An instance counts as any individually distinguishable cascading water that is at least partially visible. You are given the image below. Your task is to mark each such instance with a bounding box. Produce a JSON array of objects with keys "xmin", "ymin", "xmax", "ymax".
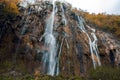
[
  {"xmin": 86, "ymin": 25, "xmax": 101, "ymax": 66},
  {"xmin": 18, "ymin": 0, "xmax": 104, "ymax": 76},
  {"xmin": 77, "ymin": 16, "xmax": 101, "ymax": 69},
  {"xmin": 61, "ymin": 3, "xmax": 67, "ymax": 25},
  {"xmin": 2, "ymin": 0, "xmax": 120, "ymax": 78},
  {"xmin": 77, "ymin": 16, "xmax": 86, "ymax": 33},
  {"xmin": 40, "ymin": 0, "xmax": 58, "ymax": 76},
  {"xmin": 56, "ymin": 37, "xmax": 65, "ymax": 75}
]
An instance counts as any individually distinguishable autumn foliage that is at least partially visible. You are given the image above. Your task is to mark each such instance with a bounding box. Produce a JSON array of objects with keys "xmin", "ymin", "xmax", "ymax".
[
  {"xmin": 0, "ymin": 0, "xmax": 19, "ymax": 15},
  {"xmin": 83, "ymin": 12, "xmax": 120, "ymax": 39}
]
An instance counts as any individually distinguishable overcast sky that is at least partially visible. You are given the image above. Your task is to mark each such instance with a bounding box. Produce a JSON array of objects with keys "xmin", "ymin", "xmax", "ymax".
[
  {"xmin": 65, "ymin": 0, "xmax": 120, "ymax": 15},
  {"xmin": 27, "ymin": 0, "xmax": 120, "ymax": 15}
]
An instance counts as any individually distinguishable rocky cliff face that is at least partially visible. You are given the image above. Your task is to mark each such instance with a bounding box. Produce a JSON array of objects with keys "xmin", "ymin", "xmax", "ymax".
[{"xmin": 0, "ymin": 0, "xmax": 120, "ymax": 77}]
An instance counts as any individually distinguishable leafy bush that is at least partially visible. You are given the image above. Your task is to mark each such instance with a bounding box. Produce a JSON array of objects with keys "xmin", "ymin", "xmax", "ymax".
[
  {"xmin": 22, "ymin": 74, "xmax": 34, "ymax": 80},
  {"xmin": 88, "ymin": 66, "xmax": 120, "ymax": 80}
]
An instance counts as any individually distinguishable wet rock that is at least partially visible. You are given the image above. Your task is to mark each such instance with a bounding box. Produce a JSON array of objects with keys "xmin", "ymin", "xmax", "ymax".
[
  {"xmin": 34, "ymin": 50, "xmax": 42, "ymax": 61},
  {"xmin": 21, "ymin": 25, "xmax": 28, "ymax": 35},
  {"xmin": 29, "ymin": 35, "xmax": 38, "ymax": 43},
  {"xmin": 3, "ymin": 71, "xmax": 22, "ymax": 77},
  {"xmin": 70, "ymin": 12, "xmax": 78, "ymax": 21},
  {"xmin": 63, "ymin": 26, "xmax": 72, "ymax": 36},
  {"xmin": 9, "ymin": 71, "xmax": 22, "ymax": 76}
]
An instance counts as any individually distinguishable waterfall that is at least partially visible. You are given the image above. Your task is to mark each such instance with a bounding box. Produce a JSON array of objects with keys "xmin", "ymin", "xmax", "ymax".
[
  {"xmin": 77, "ymin": 16, "xmax": 101, "ymax": 69},
  {"xmin": 20, "ymin": 0, "xmax": 102, "ymax": 75},
  {"xmin": 56, "ymin": 37, "xmax": 65, "ymax": 75},
  {"xmin": 91, "ymin": 30, "xmax": 101, "ymax": 66},
  {"xmin": 87, "ymin": 25, "xmax": 101, "ymax": 67},
  {"xmin": 40, "ymin": 0, "xmax": 58, "ymax": 76},
  {"xmin": 78, "ymin": 16, "xmax": 86, "ymax": 33},
  {"xmin": 39, "ymin": 0, "xmax": 69, "ymax": 76}
]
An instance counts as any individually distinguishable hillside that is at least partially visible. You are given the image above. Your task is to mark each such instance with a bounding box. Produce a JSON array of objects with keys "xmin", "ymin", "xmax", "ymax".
[{"xmin": 0, "ymin": 0, "xmax": 120, "ymax": 80}]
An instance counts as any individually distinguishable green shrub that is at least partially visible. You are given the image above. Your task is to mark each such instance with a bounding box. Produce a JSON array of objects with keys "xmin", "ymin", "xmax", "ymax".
[{"xmin": 88, "ymin": 66, "xmax": 120, "ymax": 80}]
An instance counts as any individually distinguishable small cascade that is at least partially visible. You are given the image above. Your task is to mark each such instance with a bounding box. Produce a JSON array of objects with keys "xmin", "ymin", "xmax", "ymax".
[
  {"xmin": 14, "ymin": 15, "xmax": 30, "ymax": 69},
  {"xmin": 78, "ymin": 16, "xmax": 86, "ymax": 32},
  {"xmin": 77, "ymin": 16, "xmax": 101, "ymax": 69},
  {"xmin": 90, "ymin": 29, "xmax": 101, "ymax": 66},
  {"xmin": 86, "ymin": 25, "xmax": 101, "ymax": 66},
  {"xmin": 56, "ymin": 37, "xmax": 65, "ymax": 75},
  {"xmin": 61, "ymin": 3, "xmax": 67, "ymax": 25}
]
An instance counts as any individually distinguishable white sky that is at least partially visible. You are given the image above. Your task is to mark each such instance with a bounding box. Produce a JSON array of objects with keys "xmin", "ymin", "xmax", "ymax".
[
  {"xmin": 26, "ymin": 0, "xmax": 120, "ymax": 15},
  {"xmin": 65, "ymin": 0, "xmax": 120, "ymax": 15}
]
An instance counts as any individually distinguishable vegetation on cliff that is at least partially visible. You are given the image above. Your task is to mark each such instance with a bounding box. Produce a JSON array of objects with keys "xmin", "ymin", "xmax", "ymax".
[
  {"xmin": 0, "ymin": 0, "xmax": 120, "ymax": 80},
  {"xmin": 83, "ymin": 12, "xmax": 120, "ymax": 39},
  {"xmin": 0, "ymin": 0, "xmax": 19, "ymax": 15}
]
